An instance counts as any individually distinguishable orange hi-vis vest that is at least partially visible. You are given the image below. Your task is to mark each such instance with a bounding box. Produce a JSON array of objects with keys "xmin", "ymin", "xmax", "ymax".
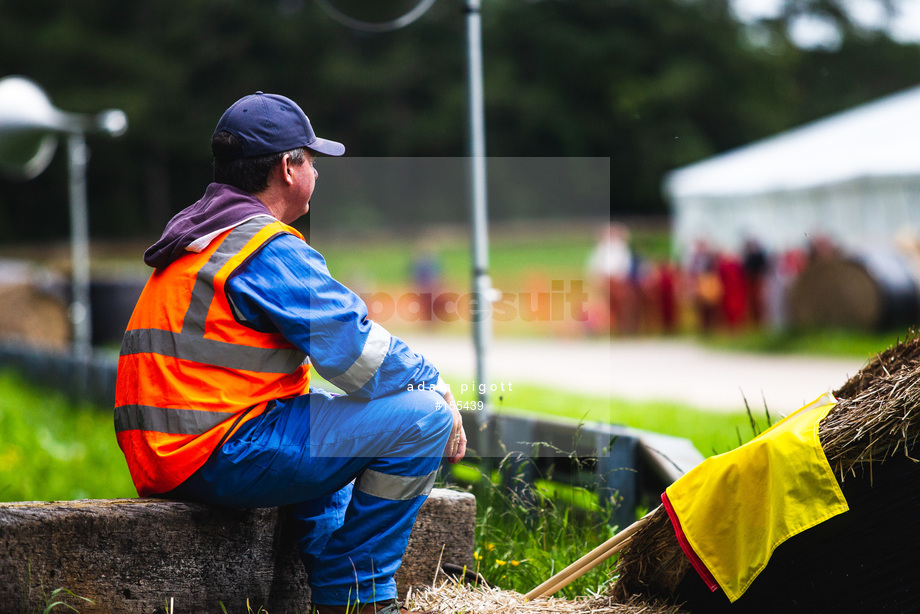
[{"xmin": 115, "ymin": 216, "xmax": 311, "ymax": 497}]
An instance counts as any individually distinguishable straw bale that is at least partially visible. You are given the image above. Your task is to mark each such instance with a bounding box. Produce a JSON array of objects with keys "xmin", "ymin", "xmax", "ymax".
[
  {"xmin": 823, "ymin": 332, "xmax": 920, "ymax": 480},
  {"xmin": 608, "ymin": 506, "xmax": 685, "ymax": 603},
  {"xmin": 607, "ymin": 332, "xmax": 920, "ymax": 606},
  {"xmin": 407, "ymin": 581, "xmax": 688, "ymax": 614},
  {"xmin": 832, "ymin": 331, "xmax": 920, "ymax": 400}
]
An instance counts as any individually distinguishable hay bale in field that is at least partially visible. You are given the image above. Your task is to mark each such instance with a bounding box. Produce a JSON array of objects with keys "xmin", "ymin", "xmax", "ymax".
[
  {"xmin": 609, "ymin": 334, "xmax": 920, "ymax": 611},
  {"xmin": 788, "ymin": 253, "xmax": 920, "ymax": 331}
]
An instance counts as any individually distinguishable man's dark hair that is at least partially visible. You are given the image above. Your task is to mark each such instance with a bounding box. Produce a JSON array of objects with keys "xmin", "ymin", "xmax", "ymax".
[{"xmin": 212, "ymin": 130, "xmax": 307, "ymax": 193}]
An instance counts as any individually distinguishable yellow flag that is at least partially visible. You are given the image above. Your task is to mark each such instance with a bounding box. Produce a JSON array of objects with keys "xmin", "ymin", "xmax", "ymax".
[{"xmin": 663, "ymin": 392, "xmax": 849, "ymax": 602}]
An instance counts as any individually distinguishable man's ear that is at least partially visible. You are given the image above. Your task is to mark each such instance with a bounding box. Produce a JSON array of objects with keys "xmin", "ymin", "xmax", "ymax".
[
  {"xmin": 279, "ymin": 154, "xmax": 297, "ymax": 186},
  {"xmin": 265, "ymin": 156, "xmax": 292, "ymax": 189}
]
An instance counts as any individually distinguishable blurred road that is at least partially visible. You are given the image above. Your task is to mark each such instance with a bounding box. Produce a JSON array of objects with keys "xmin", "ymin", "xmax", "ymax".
[{"xmin": 399, "ymin": 334, "xmax": 868, "ymax": 415}]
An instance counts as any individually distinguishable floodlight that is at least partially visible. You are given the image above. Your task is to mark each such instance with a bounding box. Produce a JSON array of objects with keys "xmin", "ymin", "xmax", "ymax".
[{"xmin": 0, "ymin": 75, "xmax": 128, "ymax": 358}]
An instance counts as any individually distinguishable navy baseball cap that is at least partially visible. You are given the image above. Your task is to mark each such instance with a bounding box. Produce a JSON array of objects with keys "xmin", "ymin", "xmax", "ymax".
[{"xmin": 214, "ymin": 91, "xmax": 345, "ymax": 158}]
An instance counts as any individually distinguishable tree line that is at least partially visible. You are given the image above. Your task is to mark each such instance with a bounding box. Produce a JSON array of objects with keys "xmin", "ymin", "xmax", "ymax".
[{"xmin": 0, "ymin": 0, "xmax": 918, "ymax": 242}]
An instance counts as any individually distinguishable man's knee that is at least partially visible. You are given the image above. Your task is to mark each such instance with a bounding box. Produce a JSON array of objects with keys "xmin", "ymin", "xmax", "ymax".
[{"xmin": 403, "ymin": 388, "xmax": 453, "ymax": 437}]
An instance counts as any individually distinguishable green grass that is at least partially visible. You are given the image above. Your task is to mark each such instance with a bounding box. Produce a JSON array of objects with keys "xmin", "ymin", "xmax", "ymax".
[
  {"xmin": 32, "ymin": 587, "xmax": 93, "ymax": 614},
  {"xmin": 313, "ymin": 369, "xmax": 760, "ymax": 459},
  {"xmin": 453, "ymin": 462, "xmax": 620, "ymax": 599},
  {"xmin": 2, "ymin": 364, "xmax": 750, "ymax": 499},
  {"xmin": 697, "ymin": 328, "xmax": 905, "ymax": 361},
  {"xmin": 309, "ymin": 219, "xmax": 668, "ymax": 305},
  {"xmin": 313, "ymin": 229, "xmax": 598, "ymax": 293},
  {"xmin": 450, "ymin": 378, "xmax": 762, "ymax": 459},
  {"xmin": 0, "ymin": 370, "xmax": 135, "ymax": 503}
]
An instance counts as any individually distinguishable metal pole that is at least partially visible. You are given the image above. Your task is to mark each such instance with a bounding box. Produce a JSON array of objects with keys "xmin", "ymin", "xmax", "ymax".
[
  {"xmin": 466, "ymin": 0, "xmax": 493, "ymax": 445},
  {"xmin": 67, "ymin": 132, "xmax": 92, "ymax": 359}
]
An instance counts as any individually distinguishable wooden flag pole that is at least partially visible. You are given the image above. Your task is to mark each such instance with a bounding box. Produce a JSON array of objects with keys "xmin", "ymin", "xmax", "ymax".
[{"xmin": 524, "ymin": 513, "xmax": 653, "ymax": 600}]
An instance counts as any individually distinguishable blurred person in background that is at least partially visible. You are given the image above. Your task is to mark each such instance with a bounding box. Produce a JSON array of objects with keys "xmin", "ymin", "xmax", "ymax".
[
  {"xmin": 766, "ymin": 247, "xmax": 808, "ymax": 330},
  {"xmin": 717, "ymin": 250, "xmax": 747, "ymax": 331},
  {"xmin": 687, "ymin": 239, "xmax": 722, "ymax": 334},
  {"xmin": 587, "ymin": 223, "xmax": 638, "ymax": 335},
  {"xmin": 114, "ymin": 92, "xmax": 465, "ymax": 614},
  {"xmin": 742, "ymin": 236, "xmax": 769, "ymax": 328},
  {"xmin": 410, "ymin": 239, "xmax": 442, "ymax": 327},
  {"xmin": 651, "ymin": 258, "xmax": 680, "ymax": 334}
]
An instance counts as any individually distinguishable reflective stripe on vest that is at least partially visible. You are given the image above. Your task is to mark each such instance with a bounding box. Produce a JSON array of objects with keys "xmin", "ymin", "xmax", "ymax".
[
  {"xmin": 355, "ymin": 467, "xmax": 438, "ymax": 501},
  {"xmin": 183, "ymin": 217, "xmax": 269, "ymax": 336},
  {"xmin": 114, "ymin": 404, "xmax": 237, "ymax": 435},
  {"xmin": 120, "ymin": 328, "xmax": 307, "ymax": 374}
]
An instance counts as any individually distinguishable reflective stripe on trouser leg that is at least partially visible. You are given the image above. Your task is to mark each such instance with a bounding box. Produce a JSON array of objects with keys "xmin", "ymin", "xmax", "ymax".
[
  {"xmin": 355, "ymin": 468, "xmax": 437, "ymax": 501},
  {"xmin": 307, "ymin": 390, "xmax": 452, "ymax": 606},
  {"xmin": 308, "ymin": 462, "xmax": 444, "ymax": 605}
]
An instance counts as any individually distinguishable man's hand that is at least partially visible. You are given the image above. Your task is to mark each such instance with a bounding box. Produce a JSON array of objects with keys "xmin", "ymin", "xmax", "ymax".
[{"xmin": 441, "ymin": 388, "xmax": 467, "ymax": 464}]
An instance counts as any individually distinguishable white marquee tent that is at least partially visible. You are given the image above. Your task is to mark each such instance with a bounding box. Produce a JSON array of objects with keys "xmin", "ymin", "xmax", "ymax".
[{"xmin": 666, "ymin": 84, "xmax": 920, "ymax": 261}]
